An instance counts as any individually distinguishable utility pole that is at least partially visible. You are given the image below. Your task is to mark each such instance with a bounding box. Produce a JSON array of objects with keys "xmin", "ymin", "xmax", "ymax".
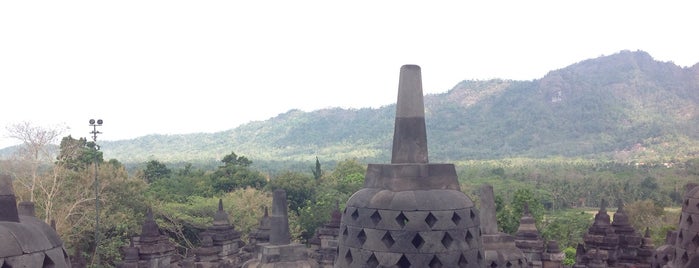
[{"xmin": 89, "ymin": 119, "xmax": 103, "ymax": 265}]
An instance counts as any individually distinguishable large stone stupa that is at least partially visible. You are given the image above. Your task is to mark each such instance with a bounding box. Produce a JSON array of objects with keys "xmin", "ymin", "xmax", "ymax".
[{"xmin": 335, "ymin": 65, "xmax": 483, "ymax": 268}]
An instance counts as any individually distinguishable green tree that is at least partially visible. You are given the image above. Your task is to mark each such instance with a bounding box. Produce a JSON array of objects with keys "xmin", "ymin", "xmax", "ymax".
[
  {"xmin": 563, "ymin": 246, "xmax": 577, "ymax": 266},
  {"xmin": 312, "ymin": 156, "xmax": 322, "ymax": 181},
  {"xmin": 323, "ymin": 158, "xmax": 365, "ymax": 194},
  {"xmin": 142, "ymin": 160, "xmax": 172, "ymax": 183},
  {"xmin": 266, "ymin": 171, "xmax": 315, "ymax": 213},
  {"xmin": 56, "ymin": 135, "xmax": 102, "ymax": 171},
  {"xmin": 541, "ymin": 209, "xmax": 592, "ymax": 248},
  {"xmin": 211, "ymin": 152, "xmax": 266, "ymax": 192},
  {"xmin": 496, "ymin": 188, "xmax": 545, "ymax": 234}
]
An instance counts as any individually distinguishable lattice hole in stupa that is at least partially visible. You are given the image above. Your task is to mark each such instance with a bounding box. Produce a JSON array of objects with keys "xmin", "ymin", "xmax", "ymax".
[
  {"xmin": 382, "ymin": 231, "xmax": 395, "ymax": 248},
  {"xmin": 357, "ymin": 229, "xmax": 367, "ymax": 245},
  {"xmin": 344, "ymin": 250, "xmax": 353, "ymax": 264},
  {"xmin": 470, "ymin": 209, "xmax": 476, "ymax": 220},
  {"xmin": 367, "ymin": 253, "xmax": 379, "ymax": 268},
  {"xmin": 371, "ymin": 210, "xmax": 382, "ymax": 226},
  {"xmin": 452, "ymin": 212, "xmax": 461, "ymax": 226},
  {"xmin": 693, "ymin": 234, "xmax": 699, "ymax": 248},
  {"xmin": 429, "ymin": 255, "xmax": 443, "ymax": 268},
  {"xmin": 396, "ymin": 212, "xmax": 409, "ymax": 228},
  {"xmin": 458, "ymin": 254, "xmax": 469, "ymax": 268},
  {"xmin": 397, "ymin": 254, "xmax": 411, "ymax": 268},
  {"xmin": 687, "ymin": 215, "xmax": 693, "ymax": 226},
  {"xmin": 411, "ymin": 233, "xmax": 425, "ymax": 249},
  {"xmin": 465, "ymin": 230, "xmax": 474, "ymax": 246},
  {"xmin": 425, "ymin": 212, "xmax": 438, "ymax": 228},
  {"xmin": 441, "ymin": 232, "xmax": 454, "ymax": 249},
  {"xmin": 351, "ymin": 209, "xmax": 359, "ymax": 221}
]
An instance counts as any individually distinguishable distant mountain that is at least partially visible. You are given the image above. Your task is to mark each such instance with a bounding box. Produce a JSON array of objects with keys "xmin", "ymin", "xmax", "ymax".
[{"xmin": 6, "ymin": 50, "xmax": 699, "ymax": 166}]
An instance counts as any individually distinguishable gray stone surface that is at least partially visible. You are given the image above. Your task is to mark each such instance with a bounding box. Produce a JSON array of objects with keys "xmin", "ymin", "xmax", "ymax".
[
  {"xmin": 270, "ymin": 189, "xmax": 291, "ymax": 245},
  {"xmin": 479, "ymin": 184, "xmax": 498, "ymax": 235},
  {"xmin": 0, "ymin": 174, "xmax": 20, "ymax": 223},
  {"xmin": 479, "ymin": 184, "xmax": 528, "ymax": 268},
  {"xmin": 392, "ymin": 64, "xmax": 428, "ymax": 164}
]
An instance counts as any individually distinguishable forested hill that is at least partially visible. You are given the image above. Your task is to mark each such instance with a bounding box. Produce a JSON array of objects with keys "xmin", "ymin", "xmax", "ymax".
[{"xmin": 92, "ymin": 50, "xmax": 699, "ymax": 165}]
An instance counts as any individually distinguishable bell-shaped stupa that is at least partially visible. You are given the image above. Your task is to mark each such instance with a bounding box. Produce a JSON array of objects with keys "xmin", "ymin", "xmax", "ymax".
[{"xmin": 335, "ymin": 65, "xmax": 483, "ymax": 268}]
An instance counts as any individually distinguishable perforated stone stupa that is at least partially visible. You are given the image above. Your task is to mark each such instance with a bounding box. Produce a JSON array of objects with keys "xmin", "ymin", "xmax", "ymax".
[
  {"xmin": 335, "ymin": 65, "xmax": 483, "ymax": 268},
  {"xmin": 1, "ymin": 174, "xmax": 72, "ymax": 268},
  {"xmin": 653, "ymin": 183, "xmax": 699, "ymax": 268}
]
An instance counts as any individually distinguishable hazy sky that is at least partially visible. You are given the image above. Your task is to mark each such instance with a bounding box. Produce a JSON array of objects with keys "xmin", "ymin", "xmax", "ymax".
[{"xmin": 1, "ymin": 1, "xmax": 698, "ymax": 148}]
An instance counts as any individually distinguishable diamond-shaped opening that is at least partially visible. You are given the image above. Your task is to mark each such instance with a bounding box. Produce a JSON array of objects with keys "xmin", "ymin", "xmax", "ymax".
[
  {"xmin": 429, "ymin": 256, "xmax": 443, "ymax": 268},
  {"xmin": 490, "ymin": 261, "xmax": 498, "ymax": 268},
  {"xmin": 411, "ymin": 233, "xmax": 425, "ymax": 249},
  {"xmin": 696, "ymin": 201, "xmax": 699, "ymax": 210},
  {"xmin": 663, "ymin": 255, "xmax": 669, "ymax": 262},
  {"xmin": 396, "ymin": 212, "xmax": 409, "ymax": 228},
  {"xmin": 458, "ymin": 254, "xmax": 469, "ymax": 268},
  {"xmin": 342, "ymin": 226, "xmax": 348, "ymax": 237},
  {"xmin": 679, "ymin": 230, "xmax": 684, "ymax": 241},
  {"xmin": 351, "ymin": 209, "xmax": 359, "ymax": 221},
  {"xmin": 506, "ymin": 261, "xmax": 512, "ymax": 267},
  {"xmin": 518, "ymin": 259, "xmax": 523, "ymax": 265},
  {"xmin": 345, "ymin": 250, "xmax": 353, "ymax": 264},
  {"xmin": 470, "ymin": 209, "xmax": 476, "ymax": 220},
  {"xmin": 425, "ymin": 212, "xmax": 438, "ymax": 228},
  {"xmin": 367, "ymin": 253, "xmax": 379, "ymax": 268},
  {"xmin": 685, "ymin": 199, "xmax": 689, "ymax": 208},
  {"xmin": 441, "ymin": 232, "xmax": 454, "ymax": 249},
  {"xmin": 357, "ymin": 229, "xmax": 367, "ymax": 245},
  {"xmin": 682, "ymin": 252, "xmax": 689, "ymax": 264},
  {"xmin": 452, "ymin": 212, "xmax": 461, "ymax": 225},
  {"xmin": 465, "ymin": 230, "xmax": 474, "ymax": 245},
  {"xmin": 382, "ymin": 231, "xmax": 395, "ymax": 248},
  {"xmin": 688, "ymin": 215, "xmax": 694, "ymax": 226},
  {"xmin": 693, "ymin": 234, "xmax": 699, "ymax": 247},
  {"xmin": 397, "ymin": 254, "xmax": 411, "ymax": 268},
  {"xmin": 43, "ymin": 255, "xmax": 55, "ymax": 267},
  {"xmin": 371, "ymin": 210, "xmax": 382, "ymax": 225}
]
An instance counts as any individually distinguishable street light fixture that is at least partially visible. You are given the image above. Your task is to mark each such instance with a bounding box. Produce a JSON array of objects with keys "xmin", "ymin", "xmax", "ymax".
[{"xmin": 89, "ymin": 119, "xmax": 103, "ymax": 263}]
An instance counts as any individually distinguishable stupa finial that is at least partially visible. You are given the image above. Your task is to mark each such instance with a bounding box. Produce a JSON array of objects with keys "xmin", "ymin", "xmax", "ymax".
[{"xmin": 392, "ymin": 64, "xmax": 428, "ymax": 164}]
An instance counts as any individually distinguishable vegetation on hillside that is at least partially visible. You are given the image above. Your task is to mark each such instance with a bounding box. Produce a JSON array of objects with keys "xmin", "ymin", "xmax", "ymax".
[
  {"xmin": 2, "ymin": 121, "xmax": 698, "ymax": 267},
  {"xmin": 73, "ymin": 50, "xmax": 699, "ymax": 168}
]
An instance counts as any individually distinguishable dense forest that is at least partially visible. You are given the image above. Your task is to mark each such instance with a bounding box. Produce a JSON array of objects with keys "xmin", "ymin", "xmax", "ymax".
[{"xmin": 1, "ymin": 50, "xmax": 699, "ymax": 267}]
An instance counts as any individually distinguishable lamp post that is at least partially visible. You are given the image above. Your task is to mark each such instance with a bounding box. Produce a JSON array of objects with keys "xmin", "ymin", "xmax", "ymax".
[{"xmin": 89, "ymin": 119, "xmax": 103, "ymax": 264}]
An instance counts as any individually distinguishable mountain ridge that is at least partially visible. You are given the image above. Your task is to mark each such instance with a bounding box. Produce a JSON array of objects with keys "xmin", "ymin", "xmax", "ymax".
[{"xmin": 3, "ymin": 50, "xmax": 698, "ymax": 167}]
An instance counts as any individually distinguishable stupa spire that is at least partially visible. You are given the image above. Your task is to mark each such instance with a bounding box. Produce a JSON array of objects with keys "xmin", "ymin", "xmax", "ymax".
[
  {"xmin": 269, "ymin": 189, "xmax": 291, "ymax": 245},
  {"xmin": 391, "ymin": 64, "xmax": 428, "ymax": 164},
  {"xmin": 0, "ymin": 174, "xmax": 20, "ymax": 222}
]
